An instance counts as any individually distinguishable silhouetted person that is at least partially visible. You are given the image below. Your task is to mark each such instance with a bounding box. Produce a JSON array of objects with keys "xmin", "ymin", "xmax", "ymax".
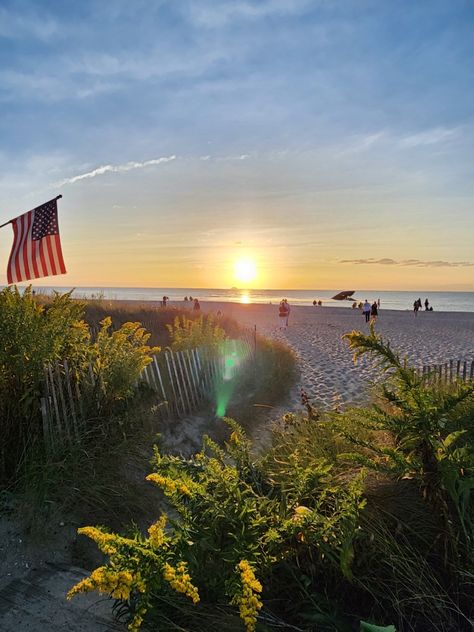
[
  {"xmin": 370, "ymin": 301, "xmax": 378, "ymax": 323},
  {"xmin": 414, "ymin": 300, "xmax": 420, "ymax": 317},
  {"xmin": 425, "ymin": 298, "xmax": 429, "ymax": 311},
  {"xmin": 193, "ymin": 298, "xmax": 200, "ymax": 311},
  {"xmin": 278, "ymin": 300, "xmax": 289, "ymax": 328},
  {"xmin": 363, "ymin": 300, "xmax": 371, "ymax": 323}
]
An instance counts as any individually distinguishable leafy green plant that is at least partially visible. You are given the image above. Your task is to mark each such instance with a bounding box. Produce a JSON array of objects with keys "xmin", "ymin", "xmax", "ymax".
[
  {"xmin": 68, "ymin": 420, "xmax": 365, "ymax": 631},
  {"xmin": 167, "ymin": 314, "xmax": 227, "ymax": 351},
  {"xmin": 90, "ymin": 317, "xmax": 160, "ymax": 409},
  {"xmin": 0, "ymin": 287, "xmax": 86, "ymax": 482},
  {"xmin": 339, "ymin": 326, "xmax": 474, "ymax": 562}
]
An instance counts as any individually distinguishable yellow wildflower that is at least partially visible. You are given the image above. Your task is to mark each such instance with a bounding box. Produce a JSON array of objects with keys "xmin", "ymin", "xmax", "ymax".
[
  {"xmin": 148, "ymin": 515, "xmax": 167, "ymax": 549},
  {"xmin": 229, "ymin": 431, "xmax": 240, "ymax": 444},
  {"xmin": 77, "ymin": 526, "xmax": 118, "ymax": 555},
  {"xmin": 162, "ymin": 561, "xmax": 200, "ymax": 604},
  {"xmin": 233, "ymin": 560, "xmax": 263, "ymax": 632},
  {"xmin": 67, "ymin": 566, "xmax": 134, "ymax": 601},
  {"xmin": 146, "ymin": 473, "xmax": 177, "ymax": 494},
  {"xmin": 146, "ymin": 473, "xmax": 193, "ymax": 497},
  {"xmin": 292, "ymin": 505, "xmax": 312, "ymax": 523}
]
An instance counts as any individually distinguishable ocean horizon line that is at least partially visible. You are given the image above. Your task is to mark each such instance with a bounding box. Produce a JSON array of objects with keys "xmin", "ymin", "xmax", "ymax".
[{"xmin": 7, "ymin": 284, "xmax": 474, "ymax": 294}]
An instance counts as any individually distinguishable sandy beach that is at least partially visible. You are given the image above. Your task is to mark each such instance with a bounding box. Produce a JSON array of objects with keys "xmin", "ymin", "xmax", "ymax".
[{"xmin": 191, "ymin": 301, "xmax": 474, "ymax": 410}]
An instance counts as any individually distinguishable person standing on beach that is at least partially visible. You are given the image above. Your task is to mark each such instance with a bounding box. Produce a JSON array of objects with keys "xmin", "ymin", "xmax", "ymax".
[
  {"xmin": 363, "ymin": 300, "xmax": 371, "ymax": 323},
  {"xmin": 414, "ymin": 299, "xmax": 420, "ymax": 316},
  {"xmin": 278, "ymin": 300, "xmax": 289, "ymax": 328},
  {"xmin": 370, "ymin": 301, "xmax": 378, "ymax": 323},
  {"xmin": 425, "ymin": 298, "xmax": 429, "ymax": 311},
  {"xmin": 193, "ymin": 298, "xmax": 200, "ymax": 311}
]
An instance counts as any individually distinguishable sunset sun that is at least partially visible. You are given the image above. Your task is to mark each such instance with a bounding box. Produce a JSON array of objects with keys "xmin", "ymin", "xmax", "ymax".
[{"xmin": 234, "ymin": 258, "xmax": 257, "ymax": 285}]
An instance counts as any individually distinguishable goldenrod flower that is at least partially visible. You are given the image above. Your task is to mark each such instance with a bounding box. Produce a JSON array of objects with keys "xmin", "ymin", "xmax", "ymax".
[
  {"xmin": 146, "ymin": 473, "xmax": 193, "ymax": 497},
  {"xmin": 292, "ymin": 505, "xmax": 312, "ymax": 523},
  {"xmin": 162, "ymin": 562, "xmax": 200, "ymax": 604},
  {"xmin": 233, "ymin": 560, "xmax": 263, "ymax": 632},
  {"xmin": 148, "ymin": 514, "xmax": 167, "ymax": 548},
  {"xmin": 77, "ymin": 526, "xmax": 119, "ymax": 555},
  {"xmin": 67, "ymin": 566, "xmax": 138, "ymax": 601}
]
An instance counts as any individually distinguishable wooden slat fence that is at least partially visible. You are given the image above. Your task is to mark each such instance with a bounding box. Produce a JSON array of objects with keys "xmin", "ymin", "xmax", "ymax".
[
  {"xmin": 41, "ymin": 328, "xmax": 257, "ymax": 449},
  {"xmin": 418, "ymin": 358, "xmax": 474, "ymax": 384}
]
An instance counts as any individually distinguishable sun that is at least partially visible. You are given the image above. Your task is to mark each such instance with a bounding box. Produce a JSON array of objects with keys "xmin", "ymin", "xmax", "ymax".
[{"xmin": 234, "ymin": 258, "xmax": 257, "ymax": 284}]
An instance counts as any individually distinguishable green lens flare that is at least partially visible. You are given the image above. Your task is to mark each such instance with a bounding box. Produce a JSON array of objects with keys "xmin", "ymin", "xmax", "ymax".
[{"xmin": 214, "ymin": 340, "xmax": 246, "ymax": 417}]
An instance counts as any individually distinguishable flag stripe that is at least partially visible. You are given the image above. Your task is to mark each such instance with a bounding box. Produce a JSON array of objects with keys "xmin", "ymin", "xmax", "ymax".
[
  {"xmin": 54, "ymin": 234, "xmax": 66, "ymax": 273},
  {"xmin": 46, "ymin": 236, "xmax": 57, "ymax": 276},
  {"xmin": 24, "ymin": 211, "xmax": 35, "ymax": 279},
  {"xmin": 6, "ymin": 200, "xmax": 66, "ymax": 284},
  {"xmin": 37, "ymin": 239, "xmax": 48, "ymax": 277}
]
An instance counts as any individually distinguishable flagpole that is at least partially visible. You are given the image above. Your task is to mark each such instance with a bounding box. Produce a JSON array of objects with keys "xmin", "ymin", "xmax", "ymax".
[{"xmin": 0, "ymin": 195, "xmax": 62, "ymax": 229}]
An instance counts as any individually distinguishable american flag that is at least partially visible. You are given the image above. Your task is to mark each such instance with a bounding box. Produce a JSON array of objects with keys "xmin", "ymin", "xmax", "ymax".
[{"xmin": 7, "ymin": 198, "xmax": 66, "ymax": 284}]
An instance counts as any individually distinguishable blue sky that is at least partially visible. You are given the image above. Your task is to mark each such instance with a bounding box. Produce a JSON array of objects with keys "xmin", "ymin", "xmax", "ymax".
[{"xmin": 0, "ymin": 0, "xmax": 473, "ymax": 289}]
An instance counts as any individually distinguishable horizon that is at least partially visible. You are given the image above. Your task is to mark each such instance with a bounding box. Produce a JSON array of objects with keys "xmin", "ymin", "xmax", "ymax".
[
  {"xmin": 10, "ymin": 283, "xmax": 474, "ymax": 294},
  {"xmin": 1, "ymin": 1, "xmax": 473, "ymax": 291}
]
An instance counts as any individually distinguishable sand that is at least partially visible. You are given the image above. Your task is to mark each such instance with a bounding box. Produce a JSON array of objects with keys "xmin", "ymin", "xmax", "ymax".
[{"xmin": 193, "ymin": 301, "xmax": 474, "ymax": 410}]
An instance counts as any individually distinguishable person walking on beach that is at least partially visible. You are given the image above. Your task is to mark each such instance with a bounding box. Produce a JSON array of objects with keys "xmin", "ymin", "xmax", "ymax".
[
  {"xmin": 414, "ymin": 299, "xmax": 420, "ymax": 316},
  {"xmin": 425, "ymin": 298, "xmax": 429, "ymax": 311},
  {"xmin": 363, "ymin": 300, "xmax": 371, "ymax": 323},
  {"xmin": 370, "ymin": 301, "xmax": 378, "ymax": 323},
  {"xmin": 193, "ymin": 298, "xmax": 200, "ymax": 312},
  {"xmin": 278, "ymin": 300, "xmax": 289, "ymax": 328}
]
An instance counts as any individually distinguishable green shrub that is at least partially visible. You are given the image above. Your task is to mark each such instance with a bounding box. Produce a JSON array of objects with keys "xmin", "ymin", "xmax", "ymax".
[
  {"xmin": 0, "ymin": 287, "xmax": 159, "ymax": 485},
  {"xmin": 167, "ymin": 314, "xmax": 227, "ymax": 351},
  {"xmin": 91, "ymin": 317, "xmax": 160, "ymax": 409},
  {"xmin": 68, "ymin": 420, "xmax": 365, "ymax": 631},
  {"xmin": 340, "ymin": 326, "xmax": 474, "ymax": 562},
  {"xmin": 0, "ymin": 287, "xmax": 86, "ymax": 481}
]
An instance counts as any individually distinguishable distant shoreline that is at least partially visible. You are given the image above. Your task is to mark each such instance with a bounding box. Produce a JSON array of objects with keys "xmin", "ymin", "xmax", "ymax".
[{"xmin": 80, "ymin": 297, "xmax": 474, "ymax": 317}]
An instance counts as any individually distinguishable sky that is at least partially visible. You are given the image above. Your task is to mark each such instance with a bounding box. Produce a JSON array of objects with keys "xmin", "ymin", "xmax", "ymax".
[{"xmin": 0, "ymin": 0, "xmax": 473, "ymax": 290}]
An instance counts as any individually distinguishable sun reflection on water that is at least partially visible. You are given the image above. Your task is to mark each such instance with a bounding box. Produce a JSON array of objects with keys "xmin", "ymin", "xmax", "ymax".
[{"xmin": 240, "ymin": 293, "xmax": 250, "ymax": 304}]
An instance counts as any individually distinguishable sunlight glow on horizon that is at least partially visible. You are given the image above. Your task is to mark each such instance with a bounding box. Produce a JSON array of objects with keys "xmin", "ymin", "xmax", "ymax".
[{"xmin": 234, "ymin": 258, "xmax": 257, "ymax": 285}]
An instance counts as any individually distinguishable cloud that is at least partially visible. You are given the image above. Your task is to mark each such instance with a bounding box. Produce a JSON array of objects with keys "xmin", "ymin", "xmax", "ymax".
[
  {"xmin": 399, "ymin": 127, "xmax": 459, "ymax": 148},
  {"xmin": 0, "ymin": 6, "xmax": 58, "ymax": 41},
  {"xmin": 57, "ymin": 155, "xmax": 176, "ymax": 186},
  {"xmin": 199, "ymin": 154, "xmax": 251, "ymax": 162},
  {"xmin": 340, "ymin": 258, "xmax": 474, "ymax": 268},
  {"xmin": 182, "ymin": 0, "xmax": 313, "ymax": 27}
]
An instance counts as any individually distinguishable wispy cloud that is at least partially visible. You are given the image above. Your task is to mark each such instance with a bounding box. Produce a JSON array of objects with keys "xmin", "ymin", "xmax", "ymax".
[
  {"xmin": 340, "ymin": 258, "xmax": 474, "ymax": 268},
  {"xmin": 57, "ymin": 155, "xmax": 176, "ymax": 186},
  {"xmin": 399, "ymin": 127, "xmax": 459, "ymax": 148},
  {"xmin": 183, "ymin": 0, "xmax": 313, "ymax": 27},
  {"xmin": 0, "ymin": 6, "xmax": 58, "ymax": 41},
  {"xmin": 199, "ymin": 154, "xmax": 251, "ymax": 161}
]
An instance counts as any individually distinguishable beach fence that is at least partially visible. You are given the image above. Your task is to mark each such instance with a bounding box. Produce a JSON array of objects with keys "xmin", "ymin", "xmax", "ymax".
[
  {"xmin": 419, "ymin": 358, "xmax": 474, "ymax": 384},
  {"xmin": 41, "ymin": 328, "xmax": 257, "ymax": 450}
]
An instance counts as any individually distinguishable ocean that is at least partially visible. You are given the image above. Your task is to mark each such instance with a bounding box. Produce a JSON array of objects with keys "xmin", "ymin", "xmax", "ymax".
[{"xmin": 21, "ymin": 286, "xmax": 474, "ymax": 313}]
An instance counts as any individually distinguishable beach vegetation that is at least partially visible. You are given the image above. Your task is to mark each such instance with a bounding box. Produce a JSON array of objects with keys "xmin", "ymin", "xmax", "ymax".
[
  {"xmin": 167, "ymin": 314, "xmax": 227, "ymax": 350},
  {"xmin": 69, "ymin": 327, "xmax": 473, "ymax": 631},
  {"xmin": 0, "ymin": 287, "xmax": 158, "ymax": 486}
]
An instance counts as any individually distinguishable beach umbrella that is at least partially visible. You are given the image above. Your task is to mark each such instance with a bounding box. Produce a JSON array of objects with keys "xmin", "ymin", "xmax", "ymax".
[{"xmin": 331, "ymin": 290, "xmax": 356, "ymax": 301}]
